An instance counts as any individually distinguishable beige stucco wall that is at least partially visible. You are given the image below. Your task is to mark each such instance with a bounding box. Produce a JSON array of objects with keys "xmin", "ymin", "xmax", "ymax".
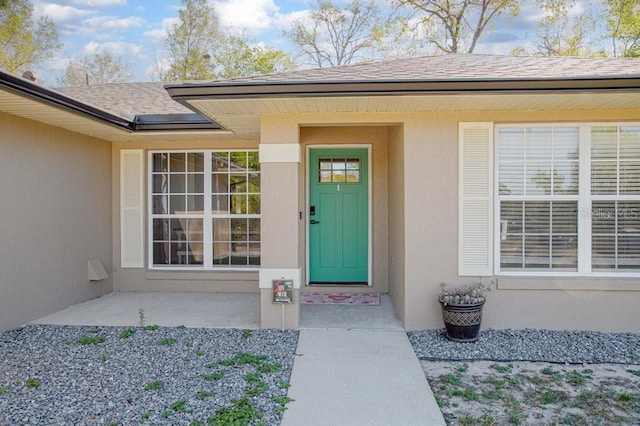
[
  {"xmin": 0, "ymin": 112, "xmax": 113, "ymax": 331},
  {"xmin": 111, "ymin": 140, "xmax": 260, "ymax": 293},
  {"xmin": 387, "ymin": 125, "xmax": 406, "ymax": 323}
]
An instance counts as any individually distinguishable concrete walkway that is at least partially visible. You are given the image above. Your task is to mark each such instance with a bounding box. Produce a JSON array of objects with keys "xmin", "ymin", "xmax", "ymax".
[{"xmin": 281, "ymin": 329, "xmax": 446, "ymax": 426}]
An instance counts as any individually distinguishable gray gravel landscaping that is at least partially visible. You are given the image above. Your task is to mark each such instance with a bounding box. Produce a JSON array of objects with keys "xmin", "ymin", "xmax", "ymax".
[
  {"xmin": 0, "ymin": 324, "xmax": 298, "ymax": 425},
  {"xmin": 409, "ymin": 328, "xmax": 640, "ymax": 364}
]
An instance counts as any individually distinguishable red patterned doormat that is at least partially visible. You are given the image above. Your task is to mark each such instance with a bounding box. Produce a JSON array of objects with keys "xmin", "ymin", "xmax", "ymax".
[{"xmin": 301, "ymin": 292, "xmax": 381, "ymax": 305}]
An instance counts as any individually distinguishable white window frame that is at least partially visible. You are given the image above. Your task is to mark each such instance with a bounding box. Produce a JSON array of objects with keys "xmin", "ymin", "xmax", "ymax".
[
  {"xmin": 147, "ymin": 149, "xmax": 260, "ymax": 271},
  {"xmin": 494, "ymin": 122, "xmax": 640, "ymax": 277}
]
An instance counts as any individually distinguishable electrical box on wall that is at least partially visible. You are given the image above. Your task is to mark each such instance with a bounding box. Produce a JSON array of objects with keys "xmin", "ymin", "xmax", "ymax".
[{"xmin": 272, "ymin": 280, "xmax": 293, "ymax": 304}]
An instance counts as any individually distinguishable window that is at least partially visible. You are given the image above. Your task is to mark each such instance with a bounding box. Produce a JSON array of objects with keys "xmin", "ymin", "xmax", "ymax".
[
  {"xmin": 496, "ymin": 124, "xmax": 640, "ymax": 275},
  {"xmin": 149, "ymin": 151, "xmax": 260, "ymax": 269}
]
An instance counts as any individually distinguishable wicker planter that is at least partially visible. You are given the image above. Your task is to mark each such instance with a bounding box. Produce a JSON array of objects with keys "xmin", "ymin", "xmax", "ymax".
[{"xmin": 440, "ymin": 301, "xmax": 485, "ymax": 342}]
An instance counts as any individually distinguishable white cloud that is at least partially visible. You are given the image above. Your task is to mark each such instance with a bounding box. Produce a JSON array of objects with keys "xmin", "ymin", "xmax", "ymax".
[
  {"xmin": 83, "ymin": 16, "xmax": 146, "ymax": 31},
  {"xmin": 143, "ymin": 17, "xmax": 181, "ymax": 41},
  {"xmin": 37, "ymin": 3, "xmax": 94, "ymax": 24},
  {"xmin": 83, "ymin": 41, "xmax": 143, "ymax": 56},
  {"xmin": 62, "ymin": 0, "xmax": 126, "ymax": 7},
  {"xmin": 213, "ymin": 0, "xmax": 279, "ymax": 33}
]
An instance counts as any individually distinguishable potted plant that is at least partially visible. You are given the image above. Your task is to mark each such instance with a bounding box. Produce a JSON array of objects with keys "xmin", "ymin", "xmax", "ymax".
[{"xmin": 438, "ymin": 282, "xmax": 491, "ymax": 342}]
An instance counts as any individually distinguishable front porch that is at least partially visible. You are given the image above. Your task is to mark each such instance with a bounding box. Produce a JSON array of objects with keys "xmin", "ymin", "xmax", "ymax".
[{"xmin": 31, "ymin": 292, "xmax": 403, "ymax": 330}]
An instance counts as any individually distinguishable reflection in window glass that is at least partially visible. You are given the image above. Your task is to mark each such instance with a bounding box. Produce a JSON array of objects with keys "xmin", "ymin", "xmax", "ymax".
[
  {"xmin": 318, "ymin": 158, "xmax": 360, "ymax": 183},
  {"xmin": 150, "ymin": 151, "xmax": 260, "ymax": 269}
]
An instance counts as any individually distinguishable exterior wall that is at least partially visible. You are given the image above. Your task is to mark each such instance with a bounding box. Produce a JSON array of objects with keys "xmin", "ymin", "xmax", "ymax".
[
  {"xmin": 0, "ymin": 112, "xmax": 113, "ymax": 331},
  {"xmin": 299, "ymin": 126, "xmax": 389, "ymax": 293},
  {"xmin": 387, "ymin": 125, "xmax": 406, "ymax": 323},
  {"xmin": 112, "ymin": 140, "xmax": 260, "ymax": 293},
  {"xmin": 402, "ymin": 108, "xmax": 640, "ymax": 332}
]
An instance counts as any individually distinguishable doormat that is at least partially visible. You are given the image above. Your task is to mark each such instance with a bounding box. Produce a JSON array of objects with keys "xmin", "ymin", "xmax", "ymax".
[{"xmin": 301, "ymin": 292, "xmax": 381, "ymax": 306}]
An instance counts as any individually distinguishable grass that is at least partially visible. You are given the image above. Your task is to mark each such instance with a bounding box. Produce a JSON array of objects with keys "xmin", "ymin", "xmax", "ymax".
[
  {"xmin": 119, "ymin": 328, "xmax": 136, "ymax": 339},
  {"xmin": 144, "ymin": 325, "xmax": 159, "ymax": 332},
  {"xmin": 212, "ymin": 397, "xmax": 263, "ymax": 425},
  {"xmin": 25, "ymin": 378, "xmax": 41, "ymax": 389},
  {"xmin": 426, "ymin": 361, "xmax": 640, "ymax": 425},
  {"xmin": 157, "ymin": 337, "xmax": 177, "ymax": 346},
  {"xmin": 78, "ymin": 335, "xmax": 106, "ymax": 345},
  {"xmin": 144, "ymin": 380, "xmax": 164, "ymax": 391}
]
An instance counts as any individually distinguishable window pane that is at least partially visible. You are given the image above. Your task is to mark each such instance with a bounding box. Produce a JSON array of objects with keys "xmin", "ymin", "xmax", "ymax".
[
  {"xmin": 212, "ymin": 194, "xmax": 229, "ymax": 213},
  {"xmin": 620, "ymin": 161, "xmax": 640, "ymax": 194},
  {"xmin": 213, "ymin": 242, "xmax": 230, "ymax": 265},
  {"xmin": 187, "ymin": 174, "xmax": 204, "ymax": 193},
  {"xmin": 592, "ymin": 126, "xmax": 618, "ymax": 159},
  {"xmin": 498, "ymin": 162, "xmax": 524, "ymax": 195},
  {"xmin": 231, "ymin": 194, "xmax": 246, "ymax": 214},
  {"xmin": 231, "ymin": 218, "xmax": 248, "ymax": 242},
  {"xmin": 248, "ymin": 173, "xmax": 260, "ymax": 193},
  {"xmin": 552, "ymin": 235, "xmax": 577, "ymax": 269},
  {"xmin": 212, "ymin": 152, "xmax": 229, "ymax": 172},
  {"xmin": 500, "ymin": 234, "xmax": 523, "ymax": 269},
  {"xmin": 249, "ymin": 243, "xmax": 261, "ymax": 265},
  {"xmin": 527, "ymin": 163, "xmax": 552, "ymax": 195},
  {"xmin": 497, "ymin": 128, "xmax": 524, "ymax": 161},
  {"xmin": 526, "ymin": 127, "xmax": 552, "ymax": 160},
  {"xmin": 248, "ymin": 194, "xmax": 261, "ymax": 214},
  {"xmin": 592, "ymin": 201, "xmax": 640, "ymax": 271},
  {"xmin": 229, "ymin": 152, "xmax": 248, "ymax": 170},
  {"xmin": 169, "ymin": 153, "xmax": 185, "ymax": 172},
  {"xmin": 152, "ymin": 174, "xmax": 168, "ymax": 193},
  {"xmin": 552, "ymin": 202, "xmax": 577, "ymax": 234},
  {"xmin": 212, "ymin": 174, "xmax": 229, "ymax": 194},
  {"xmin": 187, "ymin": 152, "xmax": 204, "ymax": 172},
  {"xmin": 248, "ymin": 218, "xmax": 260, "ymax": 241},
  {"xmin": 169, "ymin": 174, "xmax": 185, "ymax": 193},
  {"xmin": 524, "ymin": 202, "xmax": 550, "ymax": 234},
  {"xmin": 247, "ymin": 152, "xmax": 260, "ymax": 171},
  {"xmin": 553, "ymin": 162, "xmax": 579, "ymax": 194},
  {"xmin": 153, "ymin": 153, "xmax": 168, "ymax": 173},
  {"xmin": 153, "ymin": 195, "xmax": 168, "ymax": 214},
  {"xmin": 591, "ymin": 161, "xmax": 617, "ymax": 194},
  {"xmin": 620, "ymin": 126, "xmax": 640, "ymax": 159},
  {"xmin": 187, "ymin": 195, "xmax": 203, "ymax": 213},
  {"xmin": 524, "ymin": 235, "xmax": 550, "ymax": 268},
  {"xmin": 170, "ymin": 195, "xmax": 185, "ymax": 214}
]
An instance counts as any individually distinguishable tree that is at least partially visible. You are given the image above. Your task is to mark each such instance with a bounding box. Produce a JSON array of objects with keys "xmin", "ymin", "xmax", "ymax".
[
  {"xmin": 0, "ymin": 0, "xmax": 61, "ymax": 74},
  {"xmin": 163, "ymin": 0, "xmax": 221, "ymax": 81},
  {"xmin": 604, "ymin": 0, "xmax": 640, "ymax": 57},
  {"xmin": 214, "ymin": 36, "xmax": 296, "ymax": 79},
  {"xmin": 284, "ymin": 0, "xmax": 384, "ymax": 67},
  {"xmin": 532, "ymin": 0, "xmax": 595, "ymax": 56},
  {"xmin": 57, "ymin": 52, "xmax": 133, "ymax": 87},
  {"xmin": 394, "ymin": 0, "xmax": 519, "ymax": 54}
]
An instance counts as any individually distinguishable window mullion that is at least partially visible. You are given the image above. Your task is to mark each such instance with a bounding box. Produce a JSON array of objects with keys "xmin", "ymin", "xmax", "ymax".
[
  {"xmin": 578, "ymin": 125, "xmax": 592, "ymax": 275},
  {"xmin": 203, "ymin": 151, "xmax": 213, "ymax": 269}
]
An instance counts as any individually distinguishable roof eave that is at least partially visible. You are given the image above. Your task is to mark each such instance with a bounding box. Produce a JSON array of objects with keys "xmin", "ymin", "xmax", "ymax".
[
  {"xmin": 165, "ymin": 77, "xmax": 640, "ymax": 101},
  {"xmin": 0, "ymin": 70, "xmax": 135, "ymax": 131}
]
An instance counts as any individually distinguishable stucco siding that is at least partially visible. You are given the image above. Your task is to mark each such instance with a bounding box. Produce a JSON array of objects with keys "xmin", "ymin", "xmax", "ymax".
[
  {"xmin": 387, "ymin": 125, "xmax": 406, "ymax": 323},
  {"xmin": 0, "ymin": 112, "xmax": 112, "ymax": 331}
]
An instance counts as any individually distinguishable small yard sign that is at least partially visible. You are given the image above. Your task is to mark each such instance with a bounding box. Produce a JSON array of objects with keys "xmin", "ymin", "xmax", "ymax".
[{"xmin": 272, "ymin": 279, "xmax": 293, "ymax": 304}]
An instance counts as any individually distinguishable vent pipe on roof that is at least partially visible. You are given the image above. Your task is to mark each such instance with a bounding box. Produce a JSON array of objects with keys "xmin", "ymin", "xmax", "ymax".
[{"xmin": 22, "ymin": 70, "xmax": 38, "ymax": 82}]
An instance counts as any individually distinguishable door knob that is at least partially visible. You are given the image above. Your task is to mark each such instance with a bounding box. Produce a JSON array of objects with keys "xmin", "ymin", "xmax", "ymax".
[{"xmin": 310, "ymin": 220, "xmax": 320, "ymax": 224}]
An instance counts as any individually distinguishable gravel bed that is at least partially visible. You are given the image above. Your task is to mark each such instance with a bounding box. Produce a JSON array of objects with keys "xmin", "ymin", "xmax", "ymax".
[
  {"xmin": 409, "ymin": 329, "xmax": 640, "ymax": 365},
  {"xmin": 0, "ymin": 324, "xmax": 299, "ymax": 425}
]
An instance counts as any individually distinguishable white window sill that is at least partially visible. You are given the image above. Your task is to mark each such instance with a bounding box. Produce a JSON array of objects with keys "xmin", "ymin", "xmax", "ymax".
[{"xmin": 496, "ymin": 276, "xmax": 640, "ymax": 291}]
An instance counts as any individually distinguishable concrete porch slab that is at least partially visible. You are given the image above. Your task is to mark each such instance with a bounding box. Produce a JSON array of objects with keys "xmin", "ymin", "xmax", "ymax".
[{"xmin": 31, "ymin": 292, "xmax": 260, "ymax": 329}]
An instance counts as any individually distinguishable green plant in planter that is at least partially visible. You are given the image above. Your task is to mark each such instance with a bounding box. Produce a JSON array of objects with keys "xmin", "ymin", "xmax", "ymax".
[
  {"xmin": 438, "ymin": 282, "xmax": 492, "ymax": 342},
  {"xmin": 438, "ymin": 282, "xmax": 491, "ymax": 306}
]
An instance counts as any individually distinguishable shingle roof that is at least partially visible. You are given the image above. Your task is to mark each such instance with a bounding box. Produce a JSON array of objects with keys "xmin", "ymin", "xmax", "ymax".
[
  {"xmin": 217, "ymin": 54, "xmax": 640, "ymax": 83},
  {"xmin": 56, "ymin": 55, "xmax": 640, "ymax": 117},
  {"xmin": 57, "ymin": 81, "xmax": 192, "ymax": 118}
]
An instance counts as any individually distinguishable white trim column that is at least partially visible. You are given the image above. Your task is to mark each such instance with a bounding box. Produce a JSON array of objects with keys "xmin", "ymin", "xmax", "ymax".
[{"xmin": 259, "ymin": 118, "xmax": 301, "ymax": 329}]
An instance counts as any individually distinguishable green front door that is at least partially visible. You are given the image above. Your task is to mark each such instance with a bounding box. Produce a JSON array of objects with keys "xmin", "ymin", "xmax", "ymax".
[{"xmin": 309, "ymin": 148, "xmax": 369, "ymax": 284}]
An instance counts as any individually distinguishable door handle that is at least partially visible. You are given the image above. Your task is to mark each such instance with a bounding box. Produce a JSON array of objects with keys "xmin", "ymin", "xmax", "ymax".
[{"xmin": 310, "ymin": 220, "xmax": 320, "ymax": 224}]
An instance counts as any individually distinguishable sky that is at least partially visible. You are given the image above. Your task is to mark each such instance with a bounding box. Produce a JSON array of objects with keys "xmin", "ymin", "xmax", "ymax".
[{"xmin": 28, "ymin": 0, "xmax": 605, "ymax": 85}]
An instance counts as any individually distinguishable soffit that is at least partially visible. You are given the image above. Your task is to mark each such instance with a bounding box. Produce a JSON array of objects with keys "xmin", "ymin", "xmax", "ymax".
[
  {"xmin": 187, "ymin": 92, "xmax": 640, "ymax": 135},
  {"xmin": 0, "ymin": 89, "xmax": 245, "ymax": 142}
]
